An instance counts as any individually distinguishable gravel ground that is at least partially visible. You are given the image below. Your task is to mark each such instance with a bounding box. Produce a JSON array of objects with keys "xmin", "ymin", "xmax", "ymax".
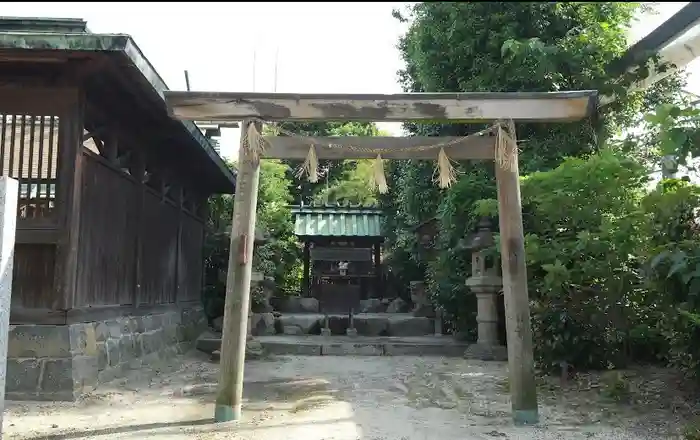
[{"xmin": 3, "ymin": 350, "xmax": 697, "ymax": 440}]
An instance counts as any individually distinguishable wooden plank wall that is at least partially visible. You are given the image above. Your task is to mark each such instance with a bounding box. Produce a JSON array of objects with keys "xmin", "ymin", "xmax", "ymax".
[
  {"xmin": 179, "ymin": 214, "xmax": 204, "ymax": 302},
  {"xmin": 74, "ymin": 150, "xmax": 205, "ymax": 309},
  {"xmin": 76, "ymin": 152, "xmax": 137, "ymax": 306},
  {"xmin": 11, "ymin": 244, "xmax": 55, "ymax": 309},
  {"xmin": 139, "ymin": 190, "xmax": 178, "ymax": 305}
]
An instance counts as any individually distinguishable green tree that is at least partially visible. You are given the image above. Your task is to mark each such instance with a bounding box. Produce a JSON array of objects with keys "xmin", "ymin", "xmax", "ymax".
[
  {"xmin": 385, "ymin": 2, "xmax": 686, "ymax": 335},
  {"xmin": 277, "ymin": 122, "xmax": 380, "ymax": 204},
  {"xmin": 203, "ymin": 159, "xmax": 299, "ymax": 321},
  {"xmin": 314, "ymin": 159, "xmax": 379, "ymax": 205}
]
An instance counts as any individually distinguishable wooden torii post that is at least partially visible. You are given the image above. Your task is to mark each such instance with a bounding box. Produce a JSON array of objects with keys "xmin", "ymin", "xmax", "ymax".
[{"xmin": 164, "ymin": 91, "xmax": 598, "ymax": 426}]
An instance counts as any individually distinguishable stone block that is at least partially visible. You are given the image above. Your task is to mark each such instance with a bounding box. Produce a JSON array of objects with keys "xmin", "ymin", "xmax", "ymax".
[
  {"xmin": 151, "ymin": 329, "xmax": 165, "ymax": 352},
  {"xmin": 277, "ymin": 314, "xmax": 322, "ymax": 334},
  {"xmin": 359, "ymin": 298, "xmax": 387, "ymax": 313},
  {"xmin": 322, "ymin": 343, "xmax": 383, "ymax": 356},
  {"xmin": 8, "ymin": 325, "xmax": 71, "ymax": 358},
  {"xmin": 69, "ymin": 324, "xmax": 99, "ymax": 356},
  {"xmin": 163, "ymin": 322, "xmax": 179, "ymax": 344},
  {"xmin": 181, "ymin": 307, "xmax": 204, "ymax": 328},
  {"xmin": 251, "ymin": 313, "xmax": 275, "ymax": 336},
  {"xmin": 94, "ymin": 322, "xmax": 110, "ymax": 342},
  {"xmin": 119, "ymin": 334, "xmax": 136, "ymax": 361},
  {"xmin": 5, "ymin": 359, "xmax": 41, "ymax": 393},
  {"xmin": 72, "ymin": 355, "xmax": 98, "ymax": 391},
  {"xmin": 42, "ymin": 359, "xmax": 75, "ymax": 394},
  {"xmin": 353, "ymin": 315, "xmax": 389, "ymax": 336},
  {"xmin": 211, "ymin": 316, "xmax": 223, "ymax": 332},
  {"xmin": 263, "ymin": 341, "xmax": 321, "ymax": 355},
  {"xmin": 6, "ymin": 305, "xmax": 206, "ymax": 402},
  {"xmin": 105, "ymin": 320, "xmax": 123, "ymax": 339},
  {"xmin": 278, "ymin": 297, "xmax": 319, "ymax": 313},
  {"xmin": 282, "ymin": 325, "xmax": 304, "ymax": 335},
  {"xmin": 105, "ymin": 339, "xmax": 120, "ymax": 367},
  {"xmin": 386, "ymin": 297, "xmax": 408, "ymax": 313},
  {"xmin": 96, "ymin": 342, "xmax": 108, "ymax": 371},
  {"xmin": 137, "ymin": 333, "xmax": 149, "ymax": 355},
  {"xmin": 387, "ymin": 315, "xmax": 434, "ymax": 337}
]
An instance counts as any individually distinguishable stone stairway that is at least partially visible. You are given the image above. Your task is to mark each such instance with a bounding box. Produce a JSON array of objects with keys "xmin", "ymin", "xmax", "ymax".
[{"xmin": 197, "ymin": 312, "xmax": 507, "ymax": 360}]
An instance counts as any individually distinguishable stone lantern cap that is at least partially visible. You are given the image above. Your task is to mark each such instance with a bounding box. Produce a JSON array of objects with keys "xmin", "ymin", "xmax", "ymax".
[
  {"xmin": 412, "ymin": 217, "xmax": 439, "ymax": 246},
  {"xmin": 465, "ymin": 217, "xmax": 494, "ymax": 250}
]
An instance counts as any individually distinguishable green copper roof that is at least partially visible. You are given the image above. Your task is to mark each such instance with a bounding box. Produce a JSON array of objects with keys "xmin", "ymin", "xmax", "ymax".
[{"xmin": 291, "ymin": 205, "xmax": 383, "ymax": 238}]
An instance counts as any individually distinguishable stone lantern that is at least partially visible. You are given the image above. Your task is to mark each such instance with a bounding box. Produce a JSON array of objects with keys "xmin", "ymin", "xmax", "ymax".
[
  {"xmin": 411, "ymin": 218, "xmax": 442, "ymax": 335},
  {"xmin": 464, "ymin": 217, "xmax": 506, "ymax": 359}
]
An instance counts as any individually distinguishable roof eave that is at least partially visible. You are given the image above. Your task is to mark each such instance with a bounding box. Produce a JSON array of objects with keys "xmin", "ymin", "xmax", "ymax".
[
  {"xmin": 0, "ymin": 31, "xmax": 237, "ymax": 194},
  {"xmin": 611, "ymin": 3, "xmax": 700, "ymax": 74}
]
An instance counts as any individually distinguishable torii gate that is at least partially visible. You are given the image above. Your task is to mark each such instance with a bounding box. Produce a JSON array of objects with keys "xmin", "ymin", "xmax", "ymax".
[{"xmin": 164, "ymin": 90, "xmax": 598, "ymax": 426}]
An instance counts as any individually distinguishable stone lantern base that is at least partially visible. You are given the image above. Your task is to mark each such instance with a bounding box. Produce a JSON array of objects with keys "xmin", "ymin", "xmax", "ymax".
[{"xmin": 465, "ymin": 274, "xmax": 507, "ymax": 361}]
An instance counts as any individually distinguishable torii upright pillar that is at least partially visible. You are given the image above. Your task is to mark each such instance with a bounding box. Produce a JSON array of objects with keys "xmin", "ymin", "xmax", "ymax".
[
  {"xmin": 215, "ymin": 120, "xmax": 261, "ymax": 422},
  {"xmin": 495, "ymin": 121, "xmax": 538, "ymax": 425}
]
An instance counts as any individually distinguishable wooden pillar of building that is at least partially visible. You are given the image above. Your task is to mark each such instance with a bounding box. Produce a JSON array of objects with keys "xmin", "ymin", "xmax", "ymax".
[
  {"xmin": 302, "ymin": 241, "xmax": 311, "ymax": 297},
  {"xmin": 53, "ymin": 89, "xmax": 84, "ymax": 315},
  {"xmin": 131, "ymin": 150, "xmax": 146, "ymax": 307},
  {"xmin": 494, "ymin": 121, "xmax": 538, "ymax": 425},
  {"xmin": 215, "ymin": 120, "xmax": 261, "ymax": 423}
]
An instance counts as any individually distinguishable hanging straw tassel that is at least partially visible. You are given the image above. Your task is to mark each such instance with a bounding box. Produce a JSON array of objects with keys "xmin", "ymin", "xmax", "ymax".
[
  {"xmin": 242, "ymin": 120, "xmax": 266, "ymax": 161},
  {"xmin": 434, "ymin": 147, "xmax": 458, "ymax": 189},
  {"xmin": 370, "ymin": 154, "xmax": 389, "ymax": 194},
  {"xmin": 496, "ymin": 122, "xmax": 518, "ymax": 172},
  {"xmin": 296, "ymin": 145, "xmax": 319, "ymax": 183}
]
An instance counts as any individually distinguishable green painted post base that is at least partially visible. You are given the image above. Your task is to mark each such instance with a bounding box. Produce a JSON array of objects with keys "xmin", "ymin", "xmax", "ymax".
[
  {"xmin": 215, "ymin": 404, "xmax": 242, "ymax": 423},
  {"xmin": 513, "ymin": 409, "xmax": 539, "ymax": 426}
]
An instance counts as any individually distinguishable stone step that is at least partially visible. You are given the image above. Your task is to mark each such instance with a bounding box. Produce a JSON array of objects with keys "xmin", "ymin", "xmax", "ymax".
[
  {"xmin": 246, "ymin": 312, "xmax": 441, "ymax": 338},
  {"xmin": 196, "ymin": 333, "xmax": 507, "ymax": 360}
]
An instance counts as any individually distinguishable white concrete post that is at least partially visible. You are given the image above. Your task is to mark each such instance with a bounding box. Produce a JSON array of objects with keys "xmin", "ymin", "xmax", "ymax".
[{"xmin": 0, "ymin": 177, "xmax": 18, "ymax": 435}]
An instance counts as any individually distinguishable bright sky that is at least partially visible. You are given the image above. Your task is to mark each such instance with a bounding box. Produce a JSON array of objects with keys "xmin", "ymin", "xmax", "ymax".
[{"xmin": 2, "ymin": 2, "xmax": 697, "ymax": 159}]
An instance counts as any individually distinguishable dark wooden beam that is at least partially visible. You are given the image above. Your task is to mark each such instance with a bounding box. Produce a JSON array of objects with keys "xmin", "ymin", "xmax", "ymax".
[
  {"xmin": 84, "ymin": 78, "xmax": 210, "ymax": 196},
  {"xmin": 165, "ymin": 91, "xmax": 599, "ymax": 123},
  {"xmin": 52, "ymin": 88, "xmax": 84, "ymax": 313},
  {"xmin": 262, "ymin": 135, "xmax": 496, "ymax": 160},
  {"xmin": 9, "ymin": 301, "xmax": 202, "ymax": 325},
  {"xmin": 15, "ymin": 228, "xmax": 60, "ymax": 244}
]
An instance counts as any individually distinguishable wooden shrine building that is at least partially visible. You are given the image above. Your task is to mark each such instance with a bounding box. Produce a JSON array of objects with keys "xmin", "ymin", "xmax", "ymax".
[
  {"xmin": 293, "ymin": 204, "xmax": 383, "ymax": 313},
  {"xmin": 0, "ymin": 17, "xmax": 235, "ymax": 401}
]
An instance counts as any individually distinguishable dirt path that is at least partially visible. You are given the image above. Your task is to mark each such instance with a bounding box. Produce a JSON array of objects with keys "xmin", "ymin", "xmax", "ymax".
[{"xmin": 3, "ymin": 351, "xmax": 696, "ymax": 439}]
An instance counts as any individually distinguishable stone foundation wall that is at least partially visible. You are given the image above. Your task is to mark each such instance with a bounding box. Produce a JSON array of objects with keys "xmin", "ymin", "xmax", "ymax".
[{"xmin": 6, "ymin": 305, "xmax": 206, "ymax": 401}]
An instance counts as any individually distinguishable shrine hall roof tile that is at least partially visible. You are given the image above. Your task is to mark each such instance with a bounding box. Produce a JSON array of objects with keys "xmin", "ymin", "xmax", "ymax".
[{"xmin": 291, "ymin": 205, "xmax": 383, "ymax": 238}]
